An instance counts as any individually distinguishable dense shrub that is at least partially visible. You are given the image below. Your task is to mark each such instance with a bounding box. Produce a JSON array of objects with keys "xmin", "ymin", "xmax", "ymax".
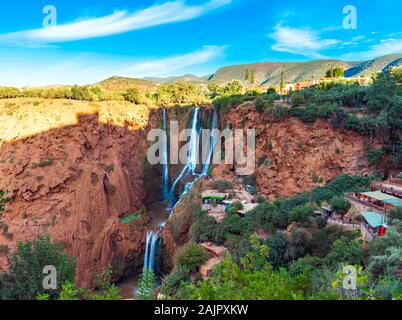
[
  {"xmin": 71, "ymin": 85, "xmax": 93, "ymax": 101},
  {"xmin": 123, "ymin": 88, "xmax": 143, "ymax": 104},
  {"xmin": 268, "ymin": 105, "xmax": 288, "ymax": 121},
  {"xmin": 0, "ymin": 87, "xmax": 20, "ymax": 98},
  {"xmin": 330, "ymin": 196, "xmax": 351, "ymax": 215},
  {"xmin": 344, "ymin": 114, "xmax": 377, "ymax": 136},
  {"xmin": 174, "ymin": 242, "xmax": 209, "ymax": 272},
  {"xmin": 266, "ymin": 231, "xmax": 289, "ymax": 269},
  {"xmin": 291, "ymin": 92, "xmax": 305, "ymax": 106},
  {"xmin": 190, "ymin": 214, "xmax": 226, "ymax": 244},
  {"xmin": 288, "ymin": 204, "xmax": 315, "ymax": 225},
  {"xmin": 0, "ymin": 235, "xmax": 76, "ymax": 300}
]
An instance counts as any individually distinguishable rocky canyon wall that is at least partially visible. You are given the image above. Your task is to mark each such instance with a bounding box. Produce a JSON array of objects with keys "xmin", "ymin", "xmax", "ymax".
[{"xmin": 0, "ymin": 99, "xmax": 159, "ymax": 286}]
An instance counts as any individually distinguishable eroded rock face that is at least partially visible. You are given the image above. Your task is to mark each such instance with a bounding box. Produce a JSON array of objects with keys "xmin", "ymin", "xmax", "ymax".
[
  {"xmin": 225, "ymin": 103, "xmax": 372, "ymax": 199},
  {"xmin": 0, "ymin": 113, "xmax": 154, "ymax": 286},
  {"xmin": 163, "ymin": 103, "xmax": 373, "ymax": 261}
]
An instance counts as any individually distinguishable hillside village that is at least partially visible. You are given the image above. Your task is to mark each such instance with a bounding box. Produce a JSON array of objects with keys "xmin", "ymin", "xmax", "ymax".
[{"xmin": 190, "ymin": 171, "xmax": 402, "ymax": 279}]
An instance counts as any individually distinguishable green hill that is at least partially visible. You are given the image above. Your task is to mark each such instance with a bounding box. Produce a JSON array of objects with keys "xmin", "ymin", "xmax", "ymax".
[
  {"xmin": 207, "ymin": 54, "xmax": 402, "ymax": 85},
  {"xmin": 98, "ymin": 76, "xmax": 157, "ymax": 92},
  {"xmin": 98, "ymin": 54, "xmax": 402, "ymax": 90},
  {"xmin": 143, "ymin": 74, "xmax": 208, "ymax": 84},
  {"xmin": 209, "ymin": 60, "xmax": 357, "ymax": 85},
  {"xmin": 344, "ymin": 54, "xmax": 402, "ymax": 77}
]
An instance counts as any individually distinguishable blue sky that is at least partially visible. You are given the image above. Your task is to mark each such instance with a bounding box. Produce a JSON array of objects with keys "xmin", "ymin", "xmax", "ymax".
[{"xmin": 0, "ymin": 0, "xmax": 401, "ymax": 86}]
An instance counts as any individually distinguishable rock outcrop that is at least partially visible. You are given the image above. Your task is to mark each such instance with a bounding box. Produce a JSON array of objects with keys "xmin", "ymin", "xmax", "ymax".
[
  {"xmin": 0, "ymin": 103, "xmax": 157, "ymax": 286},
  {"xmin": 224, "ymin": 103, "xmax": 372, "ymax": 199}
]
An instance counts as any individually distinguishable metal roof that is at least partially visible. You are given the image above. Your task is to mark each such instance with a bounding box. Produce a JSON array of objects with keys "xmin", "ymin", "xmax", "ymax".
[
  {"xmin": 361, "ymin": 191, "xmax": 401, "ymax": 203},
  {"xmin": 361, "ymin": 211, "xmax": 387, "ymax": 228},
  {"xmin": 201, "ymin": 191, "xmax": 226, "ymax": 199},
  {"xmin": 383, "ymin": 198, "xmax": 402, "ymax": 207}
]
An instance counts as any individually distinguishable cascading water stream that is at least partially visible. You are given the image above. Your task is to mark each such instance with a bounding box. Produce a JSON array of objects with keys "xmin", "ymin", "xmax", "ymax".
[
  {"xmin": 168, "ymin": 107, "xmax": 201, "ymax": 209},
  {"xmin": 143, "ymin": 231, "xmax": 159, "ymax": 271},
  {"xmin": 161, "ymin": 109, "xmax": 169, "ymax": 201},
  {"xmin": 168, "ymin": 108, "xmax": 218, "ymax": 210},
  {"xmin": 201, "ymin": 109, "xmax": 218, "ymax": 177},
  {"xmin": 137, "ymin": 107, "xmax": 217, "ymax": 296}
]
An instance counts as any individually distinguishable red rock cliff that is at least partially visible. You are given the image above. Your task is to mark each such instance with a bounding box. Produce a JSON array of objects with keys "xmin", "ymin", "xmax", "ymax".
[
  {"xmin": 223, "ymin": 102, "xmax": 372, "ymax": 198},
  {"xmin": 0, "ymin": 106, "xmax": 157, "ymax": 286}
]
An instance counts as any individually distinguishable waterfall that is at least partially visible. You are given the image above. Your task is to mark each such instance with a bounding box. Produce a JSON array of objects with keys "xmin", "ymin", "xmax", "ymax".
[
  {"xmin": 201, "ymin": 109, "xmax": 218, "ymax": 177},
  {"xmin": 168, "ymin": 107, "xmax": 201, "ymax": 209},
  {"xmin": 143, "ymin": 231, "xmax": 159, "ymax": 272},
  {"xmin": 161, "ymin": 109, "xmax": 169, "ymax": 201},
  {"xmin": 188, "ymin": 107, "xmax": 201, "ymax": 175}
]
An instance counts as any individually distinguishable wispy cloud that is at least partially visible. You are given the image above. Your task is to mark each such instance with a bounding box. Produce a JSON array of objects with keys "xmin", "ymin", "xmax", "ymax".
[
  {"xmin": 0, "ymin": 46, "xmax": 226, "ymax": 87},
  {"xmin": 0, "ymin": 0, "xmax": 231, "ymax": 46},
  {"xmin": 269, "ymin": 23, "xmax": 340, "ymax": 58},
  {"xmin": 341, "ymin": 38, "xmax": 402, "ymax": 60},
  {"xmin": 120, "ymin": 45, "xmax": 226, "ymax": 77}
]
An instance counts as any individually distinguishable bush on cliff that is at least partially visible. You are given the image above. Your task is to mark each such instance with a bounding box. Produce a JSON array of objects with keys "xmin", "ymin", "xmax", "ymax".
[
  {"xmin": 288, "ymin": 204, "xmax": 315, "ymax": 225},
  {"xmin": 0, "ymin": 235, "xmax": 76, "ymax": 300},
  {"xmin": 174, "ymin": 242, "xmax": 209, "ymax": 272},
  {"xmin": 330, "ymin": 196, "xmax": 351, "ymax": 215}
]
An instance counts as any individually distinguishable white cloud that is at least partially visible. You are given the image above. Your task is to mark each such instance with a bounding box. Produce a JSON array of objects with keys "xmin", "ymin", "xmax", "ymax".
[
  {"xmin": 341, "ymin": 38, "xmax": 402, "ymax": 60},
  {"xmin": 0, "ymin": 46, "xmax": 226, "ymax": 87},
  {"xmin": 269, "ymin": 24, "xmax": 340, "ymax": 58},
  {"xmin": 120, "ymin": 45, "xmax": 226, "ymax": 77},
  {"xmin": 0, "ymin": 0, "xmax": 231, "ymax": 46}
]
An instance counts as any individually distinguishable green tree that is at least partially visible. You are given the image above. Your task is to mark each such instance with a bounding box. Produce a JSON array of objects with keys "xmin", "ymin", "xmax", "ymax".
[
  {"xmin": 280, "ymin": 70, "xmax": 285, "ymax": 93},
  {"xmin": 325, "ymin": 67, "xmax": 344, "ymax": 78},
  {"xmin": 223, "ymin": 80, "xmax": 244, "ymax": 95},
  {"xmin": 323, "ymin": 238, "xmax": 365, "ymax": 269},
  {"xmin": 368, "ymin": 207, "xmax": 402, "ymax": 279},
  {"xmin": 0, "ymin": 235, "xmax": 76, "ymax": 300},
  {"xmin": 291, "ymin": 93, "xmax": 305, "ymax": 106},
  {"xmin": 368, "ymin": 71, "xmax": 397, "ymax": 114},
  {"xmin": 123, "ymin": 88, "xmax": 143, "ymax": 104},
  {"xmin": 207, "ymin": 82, "xmax": 221, "ymax": 98},
  {"xmin": 330, "ymin": 196, "xmax": 351, "ymax": 215},
  {"xmin": 179, "ymin": 236, "xmax": 336, "ymax": 300},
  {"xmin": 288, "ymin": 204, "xmax": 315, "ymax": 225},
  {"xmin": 251, "ymin": 69, "xmax": 256, "ymax": 85},
  {"xmin": 245, "ymin": 68, "xmax": 250, "ymax": 81},
  {"xmin": 391, "ymin": 67, "xmax": 402, "ymax": 84},
  {"xmin": 174, "ymin": 242, "xmax": 208, "ymax": 272},
  {"xmin": 138, "ymin": 270, "xmax": 156, "ymax": 300},
  {"xmin": 71, "ymin": 85, "xmax": 92, "ymax": 101},
  {"xmin": 90, "ymin": 265, "xmax": 121, "ymax": 300},
  {"xmin": 266, "ymin": 232, "xmax": 289, "ymax": 270}
]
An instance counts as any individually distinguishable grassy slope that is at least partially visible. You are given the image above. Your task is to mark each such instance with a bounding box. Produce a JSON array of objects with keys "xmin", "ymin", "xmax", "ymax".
[{"xmin": 98, "ymin": 76, "xmax": 157, "ymax": 93}]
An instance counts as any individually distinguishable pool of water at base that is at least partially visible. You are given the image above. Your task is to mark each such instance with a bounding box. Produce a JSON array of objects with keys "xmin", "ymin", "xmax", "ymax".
[{"xmin": 117, "ymin": 274, "xmax": 141, "ymax": 300}]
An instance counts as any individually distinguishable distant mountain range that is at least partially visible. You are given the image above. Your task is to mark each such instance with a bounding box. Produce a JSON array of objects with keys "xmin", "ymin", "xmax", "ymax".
[{"xmin": 99, "ymin": 53, "xmax": 402, "ymax": 90}]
